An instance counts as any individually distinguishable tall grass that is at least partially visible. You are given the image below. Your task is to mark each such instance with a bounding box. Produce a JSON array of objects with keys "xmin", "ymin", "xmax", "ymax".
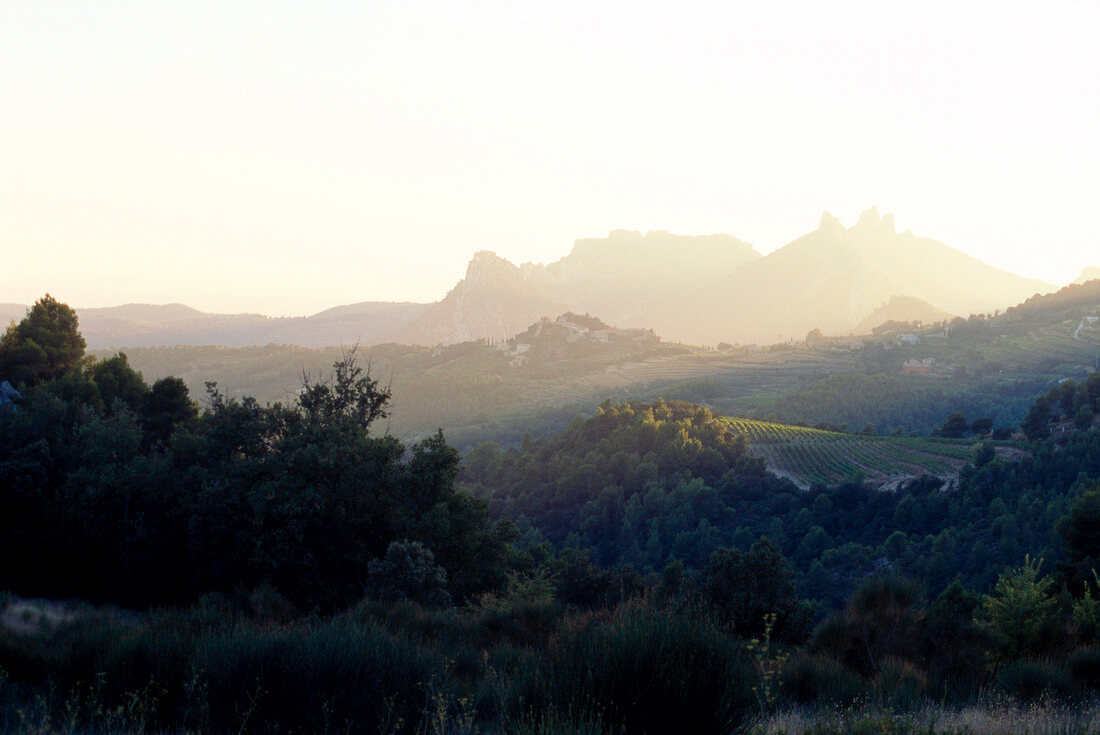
[{"xmin": 759, "ymin": 699, "xmax": 1100, "ymax": 735}]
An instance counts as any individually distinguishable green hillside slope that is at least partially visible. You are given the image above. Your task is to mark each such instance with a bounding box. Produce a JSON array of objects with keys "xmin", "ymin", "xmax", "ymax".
[{"xmin": 725, "ymin": 417, "xmax": 986, "ymax": 489}]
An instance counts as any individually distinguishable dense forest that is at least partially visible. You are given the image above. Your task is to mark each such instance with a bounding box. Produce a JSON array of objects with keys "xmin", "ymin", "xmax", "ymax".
[{"xmin": 3, "ymin": 295, "xmax": 1100, "ymax": 733}]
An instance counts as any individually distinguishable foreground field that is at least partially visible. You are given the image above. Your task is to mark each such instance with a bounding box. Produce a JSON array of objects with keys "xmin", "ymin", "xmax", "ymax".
[{"xmin": 761, "ymin": 703, "xmax": 1100, "ymax": 735}]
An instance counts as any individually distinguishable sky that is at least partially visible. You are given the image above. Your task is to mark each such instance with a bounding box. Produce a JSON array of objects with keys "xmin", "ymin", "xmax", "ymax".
[{"xmin": 1, "ymin": 1, "xmax": 1097, "ymax": 316}]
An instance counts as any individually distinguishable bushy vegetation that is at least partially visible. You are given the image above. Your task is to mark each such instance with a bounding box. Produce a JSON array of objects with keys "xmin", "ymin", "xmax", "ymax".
[
  {"xmin": 5, "ymin": 294, "xmax": 1100, "ymax": 733},
  {"xmin": 0, "ymin": 296, "xmax": 518, "ymax": 611},
  {"xmin": 460, "ymin": 392, "xmax": 1100, "ymax": 606}
]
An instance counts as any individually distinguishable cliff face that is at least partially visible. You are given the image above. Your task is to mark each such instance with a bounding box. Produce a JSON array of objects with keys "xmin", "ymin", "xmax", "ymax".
[{"xmin": 391, "ymin": 251, "xmax": 568, "ymax": 345}]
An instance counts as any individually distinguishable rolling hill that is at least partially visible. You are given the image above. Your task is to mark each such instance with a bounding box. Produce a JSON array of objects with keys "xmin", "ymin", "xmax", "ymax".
[
  {"xmin": 2, "ymin": 301, "xmax": 430, "ymax": 349},
  {"xmin": 852, "ymin": 295, "xmax": 955, "ymax": 335},
  {"xmin": 724, "ymin": 417, "xmax": 995, "ymax": 490}
]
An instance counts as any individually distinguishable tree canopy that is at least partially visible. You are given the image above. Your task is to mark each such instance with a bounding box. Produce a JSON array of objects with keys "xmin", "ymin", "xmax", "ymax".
[{"xmin": 0, "ymin": 294, "xmax": 86, "ymax": 386}]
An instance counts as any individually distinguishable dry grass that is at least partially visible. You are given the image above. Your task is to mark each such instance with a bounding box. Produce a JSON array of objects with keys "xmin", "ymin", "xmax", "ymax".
[{"xmin": 758, "ymin": 700, "xmax": 1100, "ymax": 734}]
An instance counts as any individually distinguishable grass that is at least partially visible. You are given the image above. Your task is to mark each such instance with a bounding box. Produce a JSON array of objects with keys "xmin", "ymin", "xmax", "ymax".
[{"xmin": 758, "ymin": 700, "xmax": 1100, "ymax": 735}]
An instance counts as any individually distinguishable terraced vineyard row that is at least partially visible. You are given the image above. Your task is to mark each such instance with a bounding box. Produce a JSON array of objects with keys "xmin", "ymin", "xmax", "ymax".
[{"xmin": 725, "ymin": 417, "xmax": 977, "ymax": 488}]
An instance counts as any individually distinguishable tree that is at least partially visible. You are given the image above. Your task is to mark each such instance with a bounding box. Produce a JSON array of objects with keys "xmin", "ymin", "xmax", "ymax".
[
  {"xmin": 975, "ymin": 556, "xmax": 1058, "ymax": 663},
  {"xmin": 91, "ymin": 353, "xmax": 148, "ymax": 414},
  {"xmin": 971, "ymin": 417, "xmax": 994, "ymax": 436},
  {"xmin": 810, "ymin": 577, "xmax": 924, "ymax": 676},
  {"xmin": 972, "ymin": 440, "xmax": 996, "ymax": 468},
  {"xmin": 184, "ymin": 354, "xmax": 511, "ymax": 610},
  {"xmin": 365, "ymin": 539, "xmax": 450, "ymax": 606},
  {"xmin": 697, "ymin": 539, "xmax": 812, "ymax": 642},
  {"xmin": 940, "ymin": 412, "xmax": 969, "ymax": 438},
  {"xmin": 143, "ymin": 376, "xmax": 197, "ymax": 444},
  {"xmin": 0, "ymin": 294, "xmax": 86, "ymax": 385},
  {"xmin": 1022, "ymin": 396, "xmax": 1053, "ymax": 441},
  {"xmin": 1058, "ymin": 487, "xmax": 1100, "ymax": 594}
]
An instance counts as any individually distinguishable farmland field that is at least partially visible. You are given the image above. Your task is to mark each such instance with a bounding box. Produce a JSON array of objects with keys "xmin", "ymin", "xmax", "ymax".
[{"xmin": 725, "ymin": 417, "xmax": 985, "ymax": 489}]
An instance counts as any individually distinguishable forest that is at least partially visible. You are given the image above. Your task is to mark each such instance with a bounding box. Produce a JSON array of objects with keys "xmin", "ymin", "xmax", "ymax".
[{"xmin": 3, "ymin": 295, "xmax": 1100, "ymax": 733}]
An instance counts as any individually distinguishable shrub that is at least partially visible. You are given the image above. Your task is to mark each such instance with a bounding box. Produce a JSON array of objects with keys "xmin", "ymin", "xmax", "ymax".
[
  {"xmin": 996, "ymin": 660, "xmax": 1075, "ymax": 702},
  {"xmin": 366, "ymin": 539, "xmax": 451, "ymax": 607},
  {"xmin": 1070, "ymin": 646, "xmax": 1100, "ymax": 689},
  {"xmin": 975, "ymin": 556, "xmax": 1060, "ymax": 663},
  {"xmin": 874, "ymin": 656, "xmax": 927, "ymax": 711},
  {"xmin": 779, "ymin": 651, "xmax": 867, "ymax": 707},
  {"xmin": 193, "ymin": 619, "xmax": 442, "ymax": 733},
  {"xmin": 510, "ymin": 601, "xmax": 756, "ymax": 735}
]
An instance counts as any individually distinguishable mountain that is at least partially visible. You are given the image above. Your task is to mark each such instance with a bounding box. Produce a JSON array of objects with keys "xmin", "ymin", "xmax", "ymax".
[
  {"xmin": 662, "ymin": 208, "xmax": 1053, "ymax": 344},
  {"xmin": 852, "ymin": 295, "xmax": 956, "ymax": 335},
  {"xmin": 7, "ymin": 209, "xmax": 1056, "ymax": 349},
  {"xmin": 391, "ymin": 252, "xmax": 569, "ymax": 345},
  {"xmin": 1, "ymin": 301, "xmax": 430, "ymax": 349},
  {"xmin": 394, "ymin": 230, "xmax": 760, "ymax": 344},
  {"xmin": 0, "ymin": 304, "xmax": 28, "ymax": 328},
  {"xmin": 402, "ymin": 209, "xmax": 1052, "ymax": 347},
  {"xmin": 1075, "ymin": 267, "xmax": 1100, "ymax": 285}
]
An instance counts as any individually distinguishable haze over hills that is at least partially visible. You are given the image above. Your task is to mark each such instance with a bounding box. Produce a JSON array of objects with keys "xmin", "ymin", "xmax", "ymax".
[
  {"xmin": 662, "ymin": 208, "xmax": 1053, "ymax": 344},
  {"xmin": 1, "ymin": 301, "xmax": 430, "ymax": 349},
  {"xmin": 391, "ymin": 231, "xmax": 760, "ymax": 345},
  {"xmin": 397, "ymin": 208, "xmax": 1051, "ymax": 346},
  {"xmin": 1075, "ymin": 267, "xmax": 1100, "ymax": 285},
  {"xmin": 851, "ymin": 295, "xmax": 956, "ymax": 336},
  {"xmin": 5, "ymin": 209, "xmax": 1057, "ymax": 349}
]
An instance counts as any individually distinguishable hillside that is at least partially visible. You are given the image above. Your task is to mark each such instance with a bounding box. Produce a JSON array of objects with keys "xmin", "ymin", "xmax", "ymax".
[
  {"xmin": 1075, "ymin": 267, "xmax": 1100, "ymax": 284},
  {"xmin": 390, "ymin": 252, "xmax": 570, "ymax": 345},
  {"xmin": 404, "ymin": 210, "xmax": 1051, "ymax": 346},
  {"xmin": 2, "ymin": 301, "xmax": 430, "ymax": 349},
  {"xmin": 664, "ymin": 208, "xmax": 1052, "ymax": 344},
  {"xmin": 106, "ymin": 276, "xmax": 1100, "ymax": 448},
  {"xmin": 852, "ymin": 295, "xmax": 955, "ymax": 335},
  {"xmin": 394, "ymin": 230, "xmax": 760, "ymax": 344},
  {"xmin": 725, "ymin": 417, "xmax": 989, "ymax": 490}
]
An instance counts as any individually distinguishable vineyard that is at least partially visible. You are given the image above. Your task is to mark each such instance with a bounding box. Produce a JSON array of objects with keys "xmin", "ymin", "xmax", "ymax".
[{"xmin": 725, "ymin": 417, "xmax": 979, "ymax": 489}]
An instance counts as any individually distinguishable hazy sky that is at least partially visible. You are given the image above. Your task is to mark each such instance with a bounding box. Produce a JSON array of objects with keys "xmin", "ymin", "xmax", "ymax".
[{"xmin": 2, "ymin": 1, "xmax": 1097, "ymax": 316}]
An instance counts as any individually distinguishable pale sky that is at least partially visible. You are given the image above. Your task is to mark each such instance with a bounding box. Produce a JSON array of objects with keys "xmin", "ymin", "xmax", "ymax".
[{"xmin": 2, "ymin": 1, "xmax": 1097, "ymax": 316}]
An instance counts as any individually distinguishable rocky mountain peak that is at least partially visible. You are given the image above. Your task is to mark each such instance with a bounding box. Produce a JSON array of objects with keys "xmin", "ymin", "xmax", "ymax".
[
  {"xmin": 463, "ymin": 251, "xmax": 522, "ymax": 286},
  {"xmin": 848, "ymin": 206, "xmax": 896, "ymax": 240},
  {"xmin": 818, "ymin": 211, "xmax": 844, "ymax": 233}
]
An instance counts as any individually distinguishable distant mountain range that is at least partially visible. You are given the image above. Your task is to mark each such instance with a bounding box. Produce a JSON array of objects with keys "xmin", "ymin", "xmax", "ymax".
[
  {"xmin": 0, "ymin": 301, "xmax": 429, "ymax": 349},
  {"xmin": 390, "ymin": 230, "xmax": 760, "ymax": 345},
  {"xmin": 395, "ymin": 207, "xmax": 1052, "ymax": 346},
  {"xmin": 3, "ymin": 208, "xmax": 1061, "ymax": 348}
]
